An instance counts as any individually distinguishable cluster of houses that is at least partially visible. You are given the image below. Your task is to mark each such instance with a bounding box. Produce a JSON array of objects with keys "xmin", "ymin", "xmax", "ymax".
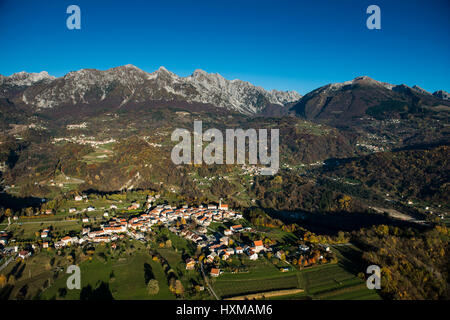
[
  {"xmin": 52, "ymin": 135, "xmax": 116, "ymax": 147},
  {"xmin": 36, "ymin": 201, "xmax": 244, "ymax": 250},
  {"xmin": 241, "ymin": 164, "xmax": 270, "ymax": 176},
  {"xmin": 52, "ymin": 217, "xmax": 130, "ymax": 248},
  {"xmin": 37, "ymin": 200, "xmax": 275, "ymax": 277},
  {"xmin": 205, "ymin": 238, "xmax": 267, "ymax": 265}
]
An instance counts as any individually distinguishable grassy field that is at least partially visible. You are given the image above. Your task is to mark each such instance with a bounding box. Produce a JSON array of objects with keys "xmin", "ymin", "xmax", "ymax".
[
  {"xmin": 5, "ymin": 220, "xmax": 82, "ymax": 242},
  {"xmin": 40, "ymin": 244, "xmax": 176, "ymax": 300},
  {"xmin": 0, "ymin": 251, "xmax": 60, "ymax": 299},
  {"xmin": 82, "ymin": 146, "xmax": 114, "ymax": 164},
  {"xmin": 2, "ymin": 246, "xmax": 382, "ymax": 300}
]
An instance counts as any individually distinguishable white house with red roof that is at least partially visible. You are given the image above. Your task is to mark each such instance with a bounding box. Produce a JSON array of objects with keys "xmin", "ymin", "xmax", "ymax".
[
  {"xmin": 210, "ymin": 268, "xmax": 221, "ymax": 277},
  {"xmin": 253, "ymin": 240, "xmax": 264, "ymax": 253}
]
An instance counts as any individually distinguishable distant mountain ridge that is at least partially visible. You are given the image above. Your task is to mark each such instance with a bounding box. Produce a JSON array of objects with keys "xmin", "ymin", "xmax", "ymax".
[
  {"xmin": 0, "ymin": 65, "xmax": 301, "ymax": 115},
  {"xmin": 290, "ymin": 76, "xmax": 450, "ymax": 124}
]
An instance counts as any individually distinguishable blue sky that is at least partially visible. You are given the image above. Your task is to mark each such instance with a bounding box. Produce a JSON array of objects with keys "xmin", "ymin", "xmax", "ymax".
[{"xmin": 0, "ymin": 0, "xmax": 448, "ymax": 94}]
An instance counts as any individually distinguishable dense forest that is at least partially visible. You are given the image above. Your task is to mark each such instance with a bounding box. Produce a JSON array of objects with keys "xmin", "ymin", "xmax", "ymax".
[
  {"xmin": 353, "ymin": 224, "xmax": 449, "ymax": 300},
  {"xmin": 323, "ymin": 145, "xmax": 449, "ymax": 205}
]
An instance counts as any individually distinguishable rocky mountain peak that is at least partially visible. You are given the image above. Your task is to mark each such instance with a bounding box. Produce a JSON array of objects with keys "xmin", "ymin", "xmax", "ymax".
[
  {"xmin": 433, "ymin": 90, "xmax": 449, "ymax": 100},
  {"xmin": 1, "ymin": 71, "xmax": 56, "ymax": 87}
]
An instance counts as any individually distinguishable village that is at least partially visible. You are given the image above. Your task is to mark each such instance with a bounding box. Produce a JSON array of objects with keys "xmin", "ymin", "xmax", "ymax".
[{"xmin": 0, "ymin": 192, "xmax": 334, "ymax": 284}]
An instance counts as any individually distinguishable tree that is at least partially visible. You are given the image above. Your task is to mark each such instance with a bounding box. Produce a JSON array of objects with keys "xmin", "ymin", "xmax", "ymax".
[
  {"xmin": 0, "ymin": 274, "xmax": 6, "ymax": 288},
  {"xmin": 147, "ymin": 279, "xmax": 159, "ymax": 295},
  {"xmin": 338, "ymin": 195, "xmax": 352, "ymax": 210},
  {"xmin": 175, "ymin": 280, "xmax": 184, "ymax": 296}
]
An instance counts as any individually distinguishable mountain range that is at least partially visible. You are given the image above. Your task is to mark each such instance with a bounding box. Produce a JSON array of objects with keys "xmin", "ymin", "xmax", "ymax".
[
  {"xmin": 0, "ymin": 65, "xmax": 301, "ymax": 115},
  {"xmin": 1, "ymin": 65, "xmax": 449, "ymax": 125}
]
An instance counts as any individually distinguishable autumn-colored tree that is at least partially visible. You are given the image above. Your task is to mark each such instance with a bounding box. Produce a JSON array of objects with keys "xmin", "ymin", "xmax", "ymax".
[
  {"xmin": 338, "ymin": 195, "xmax": 352, "ymax": 210},
  {"xmin": 0, "ymin": 274, "xmax": 6, "ymax": 288},
  {"xmin": 175, "ymin": 280, "xmax": 184, "ymax": 296}
]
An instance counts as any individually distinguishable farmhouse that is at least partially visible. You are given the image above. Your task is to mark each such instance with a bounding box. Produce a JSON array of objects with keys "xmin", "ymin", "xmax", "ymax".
[
  {"xmin": 41, "ymin": 229, "xmax": 50, "ymax": 238},
  {"xmin": 249, "ymin": 251, "xmax": 258, "ymax": 260},
  {"xmin": 128, "ymin": 202, "xmax": 140, "ymax": 210},
  {"xmin": 210, "ymin": 268, "xmax": 221, "ymax": 277},
  {"xmin": 185, "ymin": 258, "xmax": 196, "ymax": 270},
  {"xmin": 61, "ymin": 236, "xmax": 78, "ymax": 246},
  {"xmin": 230, "ymin": 224, "xmax": 243, "ymax": 232},
  {"xmin": 253, "ymin": 240, "xmax": 264, "ymax": 253}
]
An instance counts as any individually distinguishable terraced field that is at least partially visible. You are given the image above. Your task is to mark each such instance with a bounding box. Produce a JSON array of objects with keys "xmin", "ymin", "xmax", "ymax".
[
  {"xmin": 211, "ymin": 257, "xmax": 301, "ymax": 298},
  {"xmin": 299, "ymin": 263, "xmax": 381, "ymax": 300},
  {"xmin": 211, "ymin": 245, "xmax": 381, "ymax": 300}
]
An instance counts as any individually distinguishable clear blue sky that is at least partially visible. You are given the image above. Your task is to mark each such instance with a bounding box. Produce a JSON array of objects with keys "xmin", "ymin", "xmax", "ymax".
[{"xmin": 0, "ymin": 0, "xmax": 448, "ymax": 94}]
